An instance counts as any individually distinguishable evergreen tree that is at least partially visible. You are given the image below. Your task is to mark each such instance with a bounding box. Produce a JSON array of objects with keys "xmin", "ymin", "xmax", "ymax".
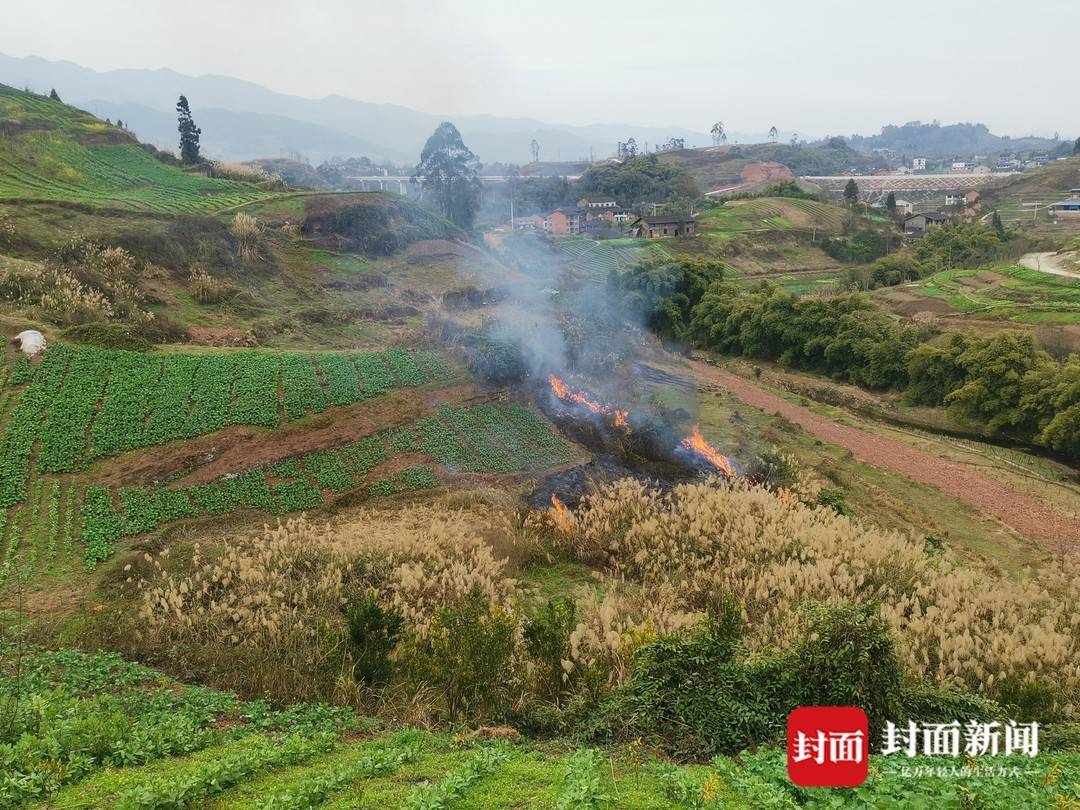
[
  {"xmin": 176, "ymin": 95, "xmax": 202, "ymax": 165},
  {"xmin": 843, "ymin": 178, "xmax": 859, "ymax": 205},
  {"xmin": 885, "ymin": 191, "xmax": 896, "ymax": 213},
  {"xmin": 413, "ymin": 122, "xmax": 481, "ymax": 229},
  {"xmin": 991, "ymin": 211, "xmax": 1007, "ymax": 240},
  {"xmin": 1074, "ymin": 136, "xmax": 1080, "ymax": 155},
  {"xmin": 48, "ymin": 88, "xmax": 61, "ymax": 102}
]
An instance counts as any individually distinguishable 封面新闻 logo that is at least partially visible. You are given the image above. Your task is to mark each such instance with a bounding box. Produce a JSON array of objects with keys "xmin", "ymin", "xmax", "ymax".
[{"xmin": 787, "ymin": 706, "xmax": 869, "ymax": 787}]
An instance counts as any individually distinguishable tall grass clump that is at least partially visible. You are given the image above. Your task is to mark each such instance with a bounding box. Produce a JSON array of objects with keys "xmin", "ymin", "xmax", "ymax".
[
  {"xmin": 551, "ymin": 478, "xmax": 1080, "ymax": 718},
  {"xmin": 230, "ymin": 212, "xmax": 260, "ymax": 261}
]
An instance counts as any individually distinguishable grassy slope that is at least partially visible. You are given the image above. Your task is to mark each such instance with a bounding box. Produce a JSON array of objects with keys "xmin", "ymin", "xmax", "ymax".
[
  {"xmin": 654, "ymin": 142, "xmax": 879, "ymax": 192},
  {"xmin": 7, "ymin": 646, "xmax": 1076, "ymax": 810},
  {"xmin": 0, "ymin": 84, "xmax": 274, "ymax": 213}
]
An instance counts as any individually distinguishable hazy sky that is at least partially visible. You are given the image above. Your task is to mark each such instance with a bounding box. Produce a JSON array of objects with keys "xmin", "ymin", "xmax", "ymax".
[{"xmin": 1, "ymin": 0, "xmax": 1077, "ymax": 137}]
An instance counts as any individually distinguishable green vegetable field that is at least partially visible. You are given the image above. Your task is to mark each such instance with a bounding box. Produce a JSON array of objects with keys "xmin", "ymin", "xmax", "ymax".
[
  {"xmin": 2, "ymin": 646, "xmax": 1075, "ymax": 810},
  {"xmin": 0, "ymin": 346, "xmax": 574, "ymax": 582},
  {"xmin": 0, "ymin": 345, "xmax": 456, "ymax": 509},
  {"xmin": 73, "ymin": 401, "xmax": 573, "ymax": 572}
]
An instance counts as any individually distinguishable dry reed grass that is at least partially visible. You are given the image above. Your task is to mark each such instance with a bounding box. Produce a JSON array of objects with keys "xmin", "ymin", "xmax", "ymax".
[
  {"xmin": 230, "ymin": 213, "xmax": 260, "ymax": 261},
  {"xmin": 554, "ymin": 478, "xmax": 1080, "ymax": 712}
]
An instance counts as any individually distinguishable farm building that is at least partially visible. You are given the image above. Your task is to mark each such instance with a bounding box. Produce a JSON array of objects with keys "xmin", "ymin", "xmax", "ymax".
[
  {"xmin": 1048, "ymin": 192, "xmax": 1080, "ymax": 218},
  {"xmin": 630, "ymin": 215, "xmax": 696, "ymax": 238},
  {"xmin": 903, "ymin": 211, "xmax": 947, "ymax": 237},
  {"xmin": 893, "ymin": 199, "xmax": 914, "ymax": 216}
]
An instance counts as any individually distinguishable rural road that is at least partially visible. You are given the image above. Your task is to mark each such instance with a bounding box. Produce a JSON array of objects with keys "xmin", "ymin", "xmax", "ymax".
[
  {"xmin": 1019, "ymin": 252, "xmax": 1080, "ymax": 280},
  {"xmin": 689, "ymin": 359, "xmax": 1080, "ymax": 555}
]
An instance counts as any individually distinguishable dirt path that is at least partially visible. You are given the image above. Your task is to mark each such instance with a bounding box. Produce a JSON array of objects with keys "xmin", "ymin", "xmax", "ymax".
[
  {"xmin": 687, "ymin": 358, "xmax": 1080, "ymax": 555},
  {"xmin": 1019, "ymin": 251, "xmax": 1080, "ymax": 280}
]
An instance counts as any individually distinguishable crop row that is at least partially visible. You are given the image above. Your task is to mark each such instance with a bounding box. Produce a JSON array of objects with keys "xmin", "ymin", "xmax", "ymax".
[
  {"xmin": 75, "ymin": 402, "xmax": 572, "ymax": 569},
  {"xmin": 0, "ymin": 477, "xmax": 78, "ymax": 586},
  {"xmin": 0, "ymin": 137, "xmax": 272, "ymax": 214},
  {"xmin": 0, "ymin": 346, "xmax": 456, "ymax": 505},
  {"xmin": 0, "ymin": 346, "xmax": 71, "ymax": 507}
]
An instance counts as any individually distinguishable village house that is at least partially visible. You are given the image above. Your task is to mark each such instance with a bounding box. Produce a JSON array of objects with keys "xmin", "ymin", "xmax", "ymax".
[
  {"xmin": 912, "ymin": 157, "xmax": 927, "ymax": 171},
  {"xmin": 630, "ymin": 214, "xmax": 696, "ymax": 239},
  {"xmin": 577, "ymin": 196, "xmax": 619, "ymax": 209},
  {"xmin": 903, "ymin": 211, "xmax": 947, "ymax": 238},
  {"xmin": 995, "ymin": 153, "xmax": 1018, "ymax": 172},
  {"xmin": 892, "ymin": 199, "xmax": 914, "ymax": 216},
  {"xmin": 513, "ymin": 214, "xmax": 545, "ymax": 231},
  {"xmin": 544, "ymin": 207, "xmax": 586, "ymax": 235},
  {"xmin": 584, "ymin": 206, "xmax": 634, "ymax": 226}
]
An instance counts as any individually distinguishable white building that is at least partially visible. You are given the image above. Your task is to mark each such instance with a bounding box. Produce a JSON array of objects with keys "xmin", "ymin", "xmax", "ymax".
[{"xmin": 912, "ymin": 157, "xmax": 927, "ymax": 171}]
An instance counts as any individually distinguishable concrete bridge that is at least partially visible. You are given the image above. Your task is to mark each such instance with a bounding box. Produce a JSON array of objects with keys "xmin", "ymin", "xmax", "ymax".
[{"xmin": 341, "ymin": 175, "xmax": 576, "ymax": 197}]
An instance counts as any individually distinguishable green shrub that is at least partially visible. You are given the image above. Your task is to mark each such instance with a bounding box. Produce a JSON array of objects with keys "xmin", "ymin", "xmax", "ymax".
[
  {"xmin": 590, "ymin": 601, "xmax": 906, "ymax": 760},
  {"xmin": 345, "ymin": 596, "xmax": 404, "ymax": 689},
  {"xmin": 523, "ymin": 597, "xmax": 577, "ymax": 702},
  {"xmin": 899, "ymin": 684, "xmax": 1002, "ymax": 724},
  {"xmin": 399, "ymin": 588, "xmax": 516, "ymax": 723},
  {"xmin": 815, "ymin": 488, "xmax": 849, "ymax": 515},
  {"xmin": 61, "ymin": 323, "xmax": 151, "ymax": 351}
]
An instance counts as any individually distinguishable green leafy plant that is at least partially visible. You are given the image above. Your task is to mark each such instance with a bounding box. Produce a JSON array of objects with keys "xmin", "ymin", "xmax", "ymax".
[
  {"xmin": 345, "ymin": 596, "xmax": 404, "ymax": 688},
  {"xmin": 400, "ymin": 588, "xmax": 517, "ymax": 723}
]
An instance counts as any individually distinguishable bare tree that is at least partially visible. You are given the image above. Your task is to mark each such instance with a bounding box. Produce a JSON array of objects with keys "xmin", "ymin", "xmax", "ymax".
[
  {"xmin": 530, "ymin": 138, "xmax": 540, "ymax": 163},
  {"xmin": 769, "ymin": 125, "xmax": 778, "ymax": 142},
  {"xmin": 710, "ymin": 121, "xmax": 725, "ymax": 146}
]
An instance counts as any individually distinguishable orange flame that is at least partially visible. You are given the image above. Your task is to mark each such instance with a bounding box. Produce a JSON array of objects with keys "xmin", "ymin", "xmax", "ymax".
[
  {"xmin": 681, "ymin": 424, "xmax": 735, "ymax": 477},
  {"xmin": 548, "ymin": 375, "xmax": 630, "ymax": 432},
  {"xmin": 549, "ymin": 494, "xmax": 575, "ymax": 534}
]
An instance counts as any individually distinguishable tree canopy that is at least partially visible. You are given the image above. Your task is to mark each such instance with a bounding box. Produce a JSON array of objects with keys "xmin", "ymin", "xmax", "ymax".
[
  {"xmin": 578, "ymin": 155, "xmax": 698, "ymax": 207},
  {"xmin": 176, "ymin": 95, "xmax": 201, "ymax": 165},
  {"xmin": 843, "ymin": 178, "xmax": 859, "ymax": 204},
  {"xmin": 414, "ymin": 122, "xmax": 482, "ymax": 230}
]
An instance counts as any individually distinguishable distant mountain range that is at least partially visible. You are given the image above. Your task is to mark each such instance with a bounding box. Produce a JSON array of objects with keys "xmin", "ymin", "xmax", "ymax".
[{"xmin": 0, "ymin": 53, "xmax": 715, "ymax": 165}]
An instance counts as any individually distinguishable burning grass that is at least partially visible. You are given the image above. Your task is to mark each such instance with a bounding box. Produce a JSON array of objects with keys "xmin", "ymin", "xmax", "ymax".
[{"xmin": 548, "ymin": 374, "xmax": 629, "ymax": 430}]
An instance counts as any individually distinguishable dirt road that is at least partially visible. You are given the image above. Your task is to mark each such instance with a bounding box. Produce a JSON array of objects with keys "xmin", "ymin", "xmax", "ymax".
[
  {"xmin": 1019, "ymin": 252, "xmax": 1080, "ymax": 280},
  {"xmin": 689, "ymin": 359, "xmax": 1080, "ymax": 555}
]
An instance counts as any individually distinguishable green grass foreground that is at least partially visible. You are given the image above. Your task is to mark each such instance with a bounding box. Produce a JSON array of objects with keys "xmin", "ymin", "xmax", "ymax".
[{"xmin": 0, "ymin": 646, "xmax": 1076, "ymax": 809}]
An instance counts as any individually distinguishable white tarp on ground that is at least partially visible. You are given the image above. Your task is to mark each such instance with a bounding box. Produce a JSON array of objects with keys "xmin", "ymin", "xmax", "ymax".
[{"xmin": 12, "ymin": 330, "xmax": 46, "ymax": 355}]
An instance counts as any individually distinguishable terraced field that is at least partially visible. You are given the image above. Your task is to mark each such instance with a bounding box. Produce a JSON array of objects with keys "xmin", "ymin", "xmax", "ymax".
[
  {"xmin": 881, "ymin": 263, "xmax": 1080, "ymax": 324},
  {"xmin": 697, "ymin": 197, "xmax": 849, "ymax": 235},
  {"xmin": 555, "ymin": 238, "xmax": 665, "ymax": 277},
  {"xmin": 5, "ymin": 646, "xmax": 1075, "ymax": 810},
  {"xmin": 0, "ymin": 346, "xmax": 574, "ymax": 583},
  {"xmin": 0, "ymin": 85, "xmax": 273, "ymax": 213}
]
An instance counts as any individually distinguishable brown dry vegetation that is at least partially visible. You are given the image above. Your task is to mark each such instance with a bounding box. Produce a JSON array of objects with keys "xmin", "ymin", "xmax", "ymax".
[
  {"xmin": 123, "ymin": 472, "xmax": 1079, "ymax": 722},
  {"xmin": 550, "ymin": 479, "xmax": 1079, "ymax": 715}
]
